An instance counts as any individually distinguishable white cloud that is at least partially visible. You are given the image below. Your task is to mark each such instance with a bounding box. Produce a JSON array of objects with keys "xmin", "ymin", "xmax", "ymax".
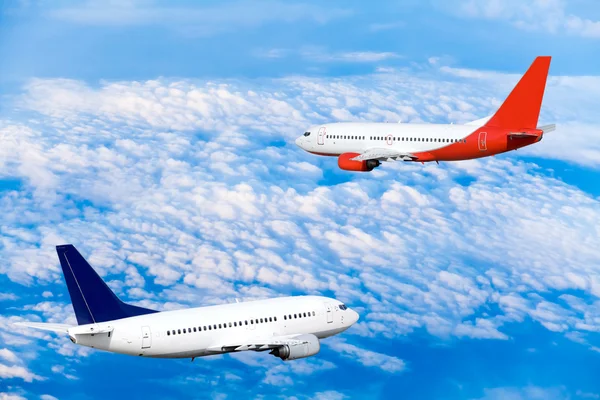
[
  {"xmin": 301, "ymin": 49, "xmax": 401, "ymax": 63},
  {"xmin": 473, "ymin": 385, "xmax": 570, "ymax": 400},
  {"xmin": 0, "ymin": 394, "xmax": 26, "ymax": 400},
  {"xmin": 0, "ymin": 349, "xmax": 19, "ymax": 364},
  {"xmin": 312, "ymin": 391, "xmax": 348, "ymax": 400},
  {"xmin": 326, "ymin": 339, "xmax": 406, "ymax": 373},
  {"xmin": 446, "ymin": 0, "xmax": 600, "ymax": 38},
  {"xmin": 369, "ymin": 22, "xmax": 404, "ymax": 32},
  {"xmin": 50, "ymin": 365, "xmax": 78, "ymax": 380},
  {"xmin": 1, "ymin": 59, "xmax": 600, "ymax": 387},
  {"xmin": 47, "ymin": 0, "xmax": 351, "ymax": 36},
  {"xmin": 0, "ymin": 293, "xmax": 17, "ymax": 301},
  {"xmin": 0, "ymin": 362, "xmax": 44, "ymax": 382}
]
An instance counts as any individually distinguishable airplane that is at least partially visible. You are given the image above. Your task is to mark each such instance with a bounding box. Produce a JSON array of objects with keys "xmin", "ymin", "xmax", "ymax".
[
  {"xmin": 16, "ymin": 245, "xmax": 359, "ymax": 361},
  {"xmin": 295, "ymin": 56, "xmax": 555, "ymax": 171}
]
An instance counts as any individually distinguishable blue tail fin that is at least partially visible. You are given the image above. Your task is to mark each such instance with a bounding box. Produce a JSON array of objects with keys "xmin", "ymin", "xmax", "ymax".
[{"xmin": 56, "ymin": 244, "xmax": 158, "ymax": 325}]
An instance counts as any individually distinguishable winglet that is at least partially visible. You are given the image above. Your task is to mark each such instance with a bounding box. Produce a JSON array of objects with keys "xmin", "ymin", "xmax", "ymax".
[
  {"xmin": 15, "ymin": 321, "xmax": 72, "ymax": 333},
  {"xmin": 485, "ymin": 56, "xmax": 551, "ymax": 130}
]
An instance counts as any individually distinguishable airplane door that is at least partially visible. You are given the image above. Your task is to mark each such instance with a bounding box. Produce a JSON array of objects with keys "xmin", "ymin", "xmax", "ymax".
[
  {"xmin": 317, "ymin": 127, "xmax": 326, "ymax": 145},
  {"xmin": 325, "ymin": 303, "xmax": 333, "ymax": 323},
  {"xmin": 141, "ymin": 326, "xmax": 152, "ymax": 349},
  {"xmin": 478, "ymin": 131, "xmax": 487, "ymax": 151}
]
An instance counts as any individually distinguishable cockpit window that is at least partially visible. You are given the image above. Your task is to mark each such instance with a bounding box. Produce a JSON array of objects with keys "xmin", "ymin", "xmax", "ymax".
[
  {"xmin": 339, "ymin": 304, "xmax": 347, "ymax": 310},
  {"xmin": 303, "ymin": 131, "xmax": 311, "ymax": 137}
]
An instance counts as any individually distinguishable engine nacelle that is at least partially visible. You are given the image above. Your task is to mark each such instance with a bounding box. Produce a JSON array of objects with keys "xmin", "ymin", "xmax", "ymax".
[
  {"xmin": 338, "ymin": 153, "xmax": 380, "ymax": 172},
  {"xmin": 270, "ymin": 334, "xmax": 320, "ymax": 361}
]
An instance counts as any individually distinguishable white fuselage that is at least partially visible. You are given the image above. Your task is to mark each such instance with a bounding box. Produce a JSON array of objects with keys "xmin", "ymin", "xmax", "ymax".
[
  {"xmin": 295, "ymin": 122, "xmax": 475, "ymax": 155},
  {"xmin": 68, "ymin": 295, "xmax": 358, "ymax": 359}
]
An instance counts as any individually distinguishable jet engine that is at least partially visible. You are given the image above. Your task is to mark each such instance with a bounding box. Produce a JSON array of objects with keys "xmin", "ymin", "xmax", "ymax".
[
  {"xmin": 338, "ymin": 153, "xmax": 380, "ymax": 172},
  {"xmin": 270, "ymin": 334, "xmax": 320, "ymax": 361}
]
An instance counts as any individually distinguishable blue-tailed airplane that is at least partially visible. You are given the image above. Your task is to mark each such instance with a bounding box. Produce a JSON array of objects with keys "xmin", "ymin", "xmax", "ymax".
[{"xmin": 17, "ymin": 245, "xmax": 359, "ymax": 361}]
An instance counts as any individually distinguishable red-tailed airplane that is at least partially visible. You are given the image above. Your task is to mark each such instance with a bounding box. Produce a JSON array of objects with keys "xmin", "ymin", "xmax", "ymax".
[{"xmin": 295, "ymin": 56, "xmax": 555, "ymax": 171}]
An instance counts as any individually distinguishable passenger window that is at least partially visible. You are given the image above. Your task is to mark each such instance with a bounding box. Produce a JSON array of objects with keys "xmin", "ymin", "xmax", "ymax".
[
  {"xmin": 229, "ymin": 322, "xmax": 232, "ymax": 327},
  {"xmin": 234, "ymin": 322, "xmax": 237, "ymax": 327},
  {"xmin": 245, "ymin": 320, "xmax": 248, "ymax": 325},
  {"xmin": 284, "ymin": 315, "xmax": 287, "ymax": 320},
  {"xmin": 193, "ymin": 327, "xmax": 197, "ymax": 332},
  {"xmin": 178, "ymin": 329, "xmax": 181, "ymax": 334},
  {"xmin": 251, "ymin": 319, "xmax": 254, "ymax": 324},
  {"xmin": 269, "ymin": 317, "xmax": 272, "ymax": 322},
  {"xmin": 208, "ymin": 326, "xmax": 212, "ymax": 330},
  {"xmin": 304, "ymin": 312, "xmax": 307, "ymax": 317},
  {"xmin": 294, "ymin": 314, "xmax": 297, "ymax": 319},
  {"xmin": 274, "ymin": 316, "xmax": 277, "ymax": 322},
  {"xmin": 167, "ymin": 331, "xmax": 171, "ymax": 336},
  {"xmin": 289, "ymin": 314, "xmax": 292, "ymax": 319},
  {"xmin": 260, "ymin": 318, "xmax": 264, "ymax": 323},
  {"xmin": 312, "ymin": 311, "xmax": 316, "ymax": 316}
]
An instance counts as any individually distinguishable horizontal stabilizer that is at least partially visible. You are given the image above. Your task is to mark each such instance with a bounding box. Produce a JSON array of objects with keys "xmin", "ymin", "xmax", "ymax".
[
  {"xmin": 538, "ymin": 124, "xmax": 556, "ymax": 133},
  {"xmin": 15, "ymin": 322, "xmax": 72, "ymax": 333},
  {"xmin": 69, "ymin": 324, "xmax": 114, "ymax": 335}
]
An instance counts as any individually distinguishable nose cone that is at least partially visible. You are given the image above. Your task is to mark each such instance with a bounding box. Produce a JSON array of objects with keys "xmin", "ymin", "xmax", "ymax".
[
  {"xmin": 295, "ymin": 136, "xmax": 305, "ymax": 149},
  {"xmin": 349, "ymin": 309, "xmax": 359, "ymax": 325}
]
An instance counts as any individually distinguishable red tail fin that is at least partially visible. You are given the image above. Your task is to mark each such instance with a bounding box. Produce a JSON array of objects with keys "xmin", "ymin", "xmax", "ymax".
[{"xmin": 485, "ymin": 56, "xmax": 551, "ymax": 129}]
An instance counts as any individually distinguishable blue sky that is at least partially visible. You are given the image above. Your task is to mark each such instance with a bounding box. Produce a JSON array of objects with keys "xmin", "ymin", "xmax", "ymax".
[{"xmin": 1, "ymin": 1, "xmax": 600, "ymax": 399}]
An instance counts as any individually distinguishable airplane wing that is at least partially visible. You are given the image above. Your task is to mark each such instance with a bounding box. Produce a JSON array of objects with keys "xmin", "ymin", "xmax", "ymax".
[
  {"xmin": 207, "ymin": 334, "xmax": 311, "ymax": 353},
  {"xmin": 350, "ymin": 148, "xmax": 417, "ymax": 162},
  {"xmin": 15, "ymin": 321, "xmax": 73, "ymax": 334}
]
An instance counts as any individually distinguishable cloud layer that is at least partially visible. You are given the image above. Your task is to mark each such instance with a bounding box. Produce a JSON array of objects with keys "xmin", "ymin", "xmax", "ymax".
[{"xmin": 1, "ymin": 59, "xmax": 600, "ymax": 397}]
